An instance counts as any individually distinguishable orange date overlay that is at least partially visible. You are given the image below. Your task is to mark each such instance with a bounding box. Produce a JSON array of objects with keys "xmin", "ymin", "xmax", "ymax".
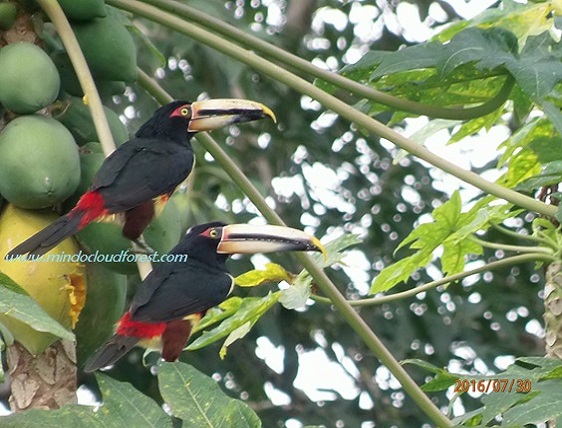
[{"xmin": 454, "ymin": 378, "xmax": 532, "ymax": 394}]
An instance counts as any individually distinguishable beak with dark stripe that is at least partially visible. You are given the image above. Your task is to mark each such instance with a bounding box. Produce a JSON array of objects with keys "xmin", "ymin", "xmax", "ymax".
[
  {"xmin": 216, "ymin": 224, "xmax": 326, "ymax": 257},
  {"xmin": 187, "ymin": 99, "xmax": 277, "ymax": 132}
]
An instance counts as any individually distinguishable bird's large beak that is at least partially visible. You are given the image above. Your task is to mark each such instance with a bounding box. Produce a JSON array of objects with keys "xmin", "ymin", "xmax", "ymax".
[
  {"xmin": 217, "ymin": 224, "xmax": 326, "ymax": 257},
  {"xmin": 188, "ymin": 99, "xmax": 276, "ymax": 132}
]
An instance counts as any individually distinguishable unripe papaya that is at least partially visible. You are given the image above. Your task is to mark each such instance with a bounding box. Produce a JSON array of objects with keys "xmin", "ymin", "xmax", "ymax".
[
  {"xmin": 0, "ymin": 116, "xmax": 80, "ymax": 209},
  {"xmin": 58, "ymin": 0, "xmax": 106, "ymax": 21},
  {"xmin": 52, "ymin": 51, "xmax": 126, "ymax": 98},
  {"xmin": 0, "ymin": 205, "xmax": 86, "ymax": 355},
  {"xmin": 64, "ymin": 142, "xmax": 105, "ymax": 210},
  {"xmin": 0, "ymin": 42, "xmax": 60, "ymax": 114},
  {"xmin": 72, "ymin": 9, "xmax": 137, "ymax": 82},
  {"xmin": 75, "ymin": 262, "xmax": 126, "ymax": 366},
  {"xmin": 0, "ymin": 3, "xmax": 17, "ymax": 31},
  {"xmin": 54, "ymin": 97, "xmax": 129, "ymax": 146}
]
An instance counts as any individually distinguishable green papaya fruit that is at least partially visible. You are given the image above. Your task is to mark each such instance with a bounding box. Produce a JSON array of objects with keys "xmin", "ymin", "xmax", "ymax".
[
  {"xmin": 0, "ymin": 116, "xmax": 80, "ymax": 209},
  {"xmin": 52, "ymin": 51, "xmax": 126, "ymax": 98},
  {"xmin": 0, "ymin": 3, "xmax": 17, "ymax": 30},
  {"xmin": 0, "ymin": 42, "xmax": 60, "ymax": 114},
  {"xmin": 75, "ymin": 262, "xmax": 126, "ymax": 366},
  {"xmin": 58, "ymin": 0, "xmax": 106, "ymax": 21},
  {"xmin": 72, "ymin": 10, "xmax": 137, "ymax": 82},
  {"xmin": 54, "ymin": 97, "xmax": 129, "ymax": 146}
]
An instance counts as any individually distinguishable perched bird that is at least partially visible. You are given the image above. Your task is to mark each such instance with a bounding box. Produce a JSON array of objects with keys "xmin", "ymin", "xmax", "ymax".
[
  {"xmin": 7, "ymin": 99, "xmax": 275, "ymax": 257},
  {"xmin": 83, "ymin": 222, "xmax": 325, "ymax": 371}
]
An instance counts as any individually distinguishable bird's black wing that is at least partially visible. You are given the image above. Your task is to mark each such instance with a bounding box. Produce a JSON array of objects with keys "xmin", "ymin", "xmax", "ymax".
[
  {"xmin": 129, "ymin": 260, "xmax": 232, "ymax": 323},
  {"xmin": 91, "ymin": 138, "xmax": 194, "ymax": 211}
]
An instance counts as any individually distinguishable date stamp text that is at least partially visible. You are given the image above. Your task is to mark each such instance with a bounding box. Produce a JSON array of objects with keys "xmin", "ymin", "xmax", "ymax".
[{"xmin": 454, "ymin": 378, "xmax": 532, "ymax": 394}]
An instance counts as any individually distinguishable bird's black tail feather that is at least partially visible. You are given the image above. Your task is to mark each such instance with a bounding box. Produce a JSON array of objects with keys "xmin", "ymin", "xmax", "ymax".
[
  {"xmin": 6, "ymin": 212, "xmax": 84, "ymax": 258},
  {"xmin": 83, "ymin": 335, "xmax": 140, "ymax": 372}
]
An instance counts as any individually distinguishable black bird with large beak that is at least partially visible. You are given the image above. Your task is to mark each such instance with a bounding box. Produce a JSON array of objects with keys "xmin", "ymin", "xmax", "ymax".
[
  {"xmin": 84, "ymin": 222, "xmax": 325, "ymax": 371},
  {"xmin": 7, "ymin": 99, "xmax": 276, "ymax": 257}
]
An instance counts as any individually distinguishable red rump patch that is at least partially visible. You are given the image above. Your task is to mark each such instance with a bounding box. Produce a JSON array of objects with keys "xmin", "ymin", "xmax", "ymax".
[
  {"xmin": 116, "ymin": 312, "xmax": 166, "ymax": 338},
  {"xmin": 73, "ymin": 191, "xmax": 110, "ymax": 229}
]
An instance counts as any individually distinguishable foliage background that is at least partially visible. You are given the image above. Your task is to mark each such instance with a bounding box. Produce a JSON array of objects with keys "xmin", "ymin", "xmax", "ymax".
[
  {"xmin": 0, "ymin": 0, "xmax": 556, "ymax": 427},
  {"xmin": 83, "ymin": 1, "xmax": 545, "ymax": 426}
]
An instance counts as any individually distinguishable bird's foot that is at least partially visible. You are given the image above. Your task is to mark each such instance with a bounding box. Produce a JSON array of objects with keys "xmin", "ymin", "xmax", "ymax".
[{"xmin": 131, "ymin": 238, "xmax": 155, "ymax": 255}]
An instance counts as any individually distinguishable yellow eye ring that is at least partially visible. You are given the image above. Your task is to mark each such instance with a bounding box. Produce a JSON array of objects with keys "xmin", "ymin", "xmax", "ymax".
[
  {"xmin": 180, "ymin": 107, "xmax": 189, "ymax": 116},
  {"xmin": 209, "ymin": 229, "xmax": 218, "ymax": 238}
]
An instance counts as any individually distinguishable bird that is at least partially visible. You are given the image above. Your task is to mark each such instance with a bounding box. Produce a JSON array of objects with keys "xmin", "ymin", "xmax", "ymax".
[
  {"xmin": 83, "ymin": 221, "xmax": 325, "ymax": 371},
  {"xmin": 6, "ymin": 99, "xmax": 275, "ymax": 257}
]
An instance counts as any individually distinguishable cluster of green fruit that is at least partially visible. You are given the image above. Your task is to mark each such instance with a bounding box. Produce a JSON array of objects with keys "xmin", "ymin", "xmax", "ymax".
[{"xmin": 0, "ymin": 0, "xmax": 188, "ymax": 362}]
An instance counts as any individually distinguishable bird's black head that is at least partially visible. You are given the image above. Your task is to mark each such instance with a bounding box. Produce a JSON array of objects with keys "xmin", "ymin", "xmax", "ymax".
[
  {"xmin": 135, "ymin": 99, "xmax": 276, "ymax": 144},
  {"xmin": 170, "ymin": 221, "xmax": 230, "ymax": 268},
  {"xmin": 135, "ymin": 101, "xmax": 194, "ymax": 143},
  {"xmin": 136, "ymin": 98, "xmax": 275, "ymax": 143}
]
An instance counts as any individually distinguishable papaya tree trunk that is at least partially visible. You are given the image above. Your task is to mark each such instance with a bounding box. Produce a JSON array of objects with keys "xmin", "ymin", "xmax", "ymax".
[
  {"xmin": 544, "ymin": 261, "xmax": 562, "ymax": 359},
  {"xmin": 6, "ymin": 340, "xmax": 77, "ymax": 412}
]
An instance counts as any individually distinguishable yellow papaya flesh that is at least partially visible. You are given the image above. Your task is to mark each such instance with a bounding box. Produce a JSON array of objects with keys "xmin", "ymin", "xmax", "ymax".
[{"xmin": 0, "ymin": 205, "xmax": 86, "ymax": 355}]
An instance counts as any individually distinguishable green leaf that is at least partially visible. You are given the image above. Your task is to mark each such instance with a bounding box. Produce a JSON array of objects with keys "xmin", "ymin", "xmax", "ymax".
[
  {"xmin": 219, "ymin": 322, "xmax": 252, "ymax": 359},
  {"xmin": 449, "ymin": 108, "xmax": 503, "ymax": 144},
  {"xmin": 403, "ymin": 359, "xmax": 458, "ymax": 391},
  {"xmin": 435, "ymin": 1, "xmax": 556, "ymax": 45},
  {"xmin": 0, "ymin": 273, "xmax": 74, "ymax": 341},
  {"xmin": 516, "ymin": 160, "xmax": 562, "ymax": 191},
  {"xmin": 443, "ymin": 357, "xmax": 562, "ymax": 426},
  {"xmin": 528, "ymin": 136, "xmax": 562, "ymax": 164},
  {"xmin": 505, "ymin": 33, "xmax": 562, "ymax": 101},
  {"xmin": 0, "ymin": 272, "xmax": 29, "ymax": 296},
  {"xmin": 192, "ymin": 297, "xmax": 244, "ymax": 333},
  {"xmin": 0, "ymin": 373, "xmax": 173, "ymax": 427},
  {"xmin": 188, "ymin": 293, "xmax": 280, "ymax": 351},
  {"xmin": 279, "ymin": 276, "xmax": 312, "ymax": 310},
  {"xmin": 371, "ymin": 194, "xmax": 516, "ymax": 293},
  {"xmin": 310, "ymin": 233, "xmax": 363, "ymax": 268},
  {"xmin": 158, "ymin": 361, "xmax": 261, "ymax": 427},
  {"xmin": 95, "ymin": 373, "xmax": 173, "ymax": 427},
  {"xmin": 371, "ymin": 192, "xmax": 462, "ymax": 293},
  {"xmin": 540, "ymin": 100, "xmax": 562, "ymax": 138},
  {"xmin": 235, "ymin": 263, "xmax": 293, "ymax": 287}
]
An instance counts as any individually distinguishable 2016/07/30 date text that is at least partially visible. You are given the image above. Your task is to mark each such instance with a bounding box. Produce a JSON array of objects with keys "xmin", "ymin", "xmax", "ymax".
[{"xmin": 454, "ymin": 378, "xmax": 532, "ymax": 394}]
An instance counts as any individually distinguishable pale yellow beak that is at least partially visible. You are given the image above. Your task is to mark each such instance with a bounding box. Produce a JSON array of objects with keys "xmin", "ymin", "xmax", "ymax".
[{"xmin": 188, "ymin": 99, "xmax": 276, "ymax": 132}]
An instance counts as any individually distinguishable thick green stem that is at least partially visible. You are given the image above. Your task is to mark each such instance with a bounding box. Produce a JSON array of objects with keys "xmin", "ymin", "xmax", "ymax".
[
  {"xmin": 140, "ymin": 0, "xmax": 514, "ymax": 121},
  {"xmin": 136, "ymin": 69, "xmax": 453, "ymax": 427},
  {"xmin": 39, "ymin": 0, "xmax": 153, "ymax": 279},
  {"xmin": 313, "ymin": 253, "xmax": 555, "ymax": 306},
  {"xmin": 37, "ymin": 0, "xmax": 116, "ymax": 157},
  {"xmin": 108, "ymin": 0, "xmax": 555, "ymax": 220}
]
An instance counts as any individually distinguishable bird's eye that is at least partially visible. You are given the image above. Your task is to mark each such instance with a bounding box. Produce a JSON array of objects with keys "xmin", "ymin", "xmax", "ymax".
[
  {"xmin": 209, "ymin": 229, "xmax": 219, "ymax": 238},
  {"xmin": 180, "ymin": 107, "xmax": 190, "ymax": 116}
]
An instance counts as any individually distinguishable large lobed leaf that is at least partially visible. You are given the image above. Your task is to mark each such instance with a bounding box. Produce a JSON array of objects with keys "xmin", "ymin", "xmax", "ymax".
[
  {"xmin": 414, "ymin": 356, "xmax": 562, "ymax": 426},
  {"xmin": 158, "ymin": 361, "xmax": 261, "ymax": 427},
  {"xmin": 0, "ymin": 366, "xmax": 261, "ymax": 427},
  {"xmin": 371, "ymin": 193, "xmax": 516, "ymax": 294},
  {"xmin": 0, "ymin": 373, "xmax": 173, "ymax": 427}
]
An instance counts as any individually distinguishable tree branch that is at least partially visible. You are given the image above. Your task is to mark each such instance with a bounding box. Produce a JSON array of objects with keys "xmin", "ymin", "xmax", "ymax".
[
  {"xmin": 139, "ymin": 0, "xmax": 515, "ymax": 121},
  {"xmin": 136, "ymin": 68, "xmax": 453, "ymax": 427},
  {"xmin": 312, "ymin": 253, "xmax": 555, "ymax": 306},
  {"xmin": 108, "ymin": 0, "xmax": 556, "ymax": 221}
]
